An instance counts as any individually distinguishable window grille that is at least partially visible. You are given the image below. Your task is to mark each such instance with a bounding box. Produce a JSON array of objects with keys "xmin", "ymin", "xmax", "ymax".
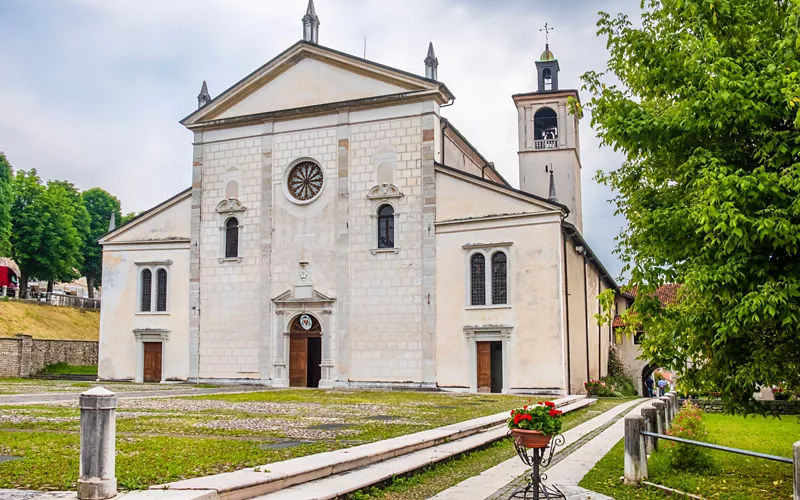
[
  {"xmin": 225, "ymin": 218, "xmax": 239, "ymax": 258},
  {"xmin": 491, "ymin": 252, "xmax": 507, "ymax": 304},
  {"xmin": 470, "ymin": 253, "xmax": 486, "ymax": 305},
  {"xmin": 156, "ymin": 269, "xmax": 168, "ymax": 312},
  {"xmin": 140, "ymin": 269, "xmax": 152, "ymax": 312},
  {"xmin": 378, "ymin": 205, "xmax": 394, "ymax": 249}
]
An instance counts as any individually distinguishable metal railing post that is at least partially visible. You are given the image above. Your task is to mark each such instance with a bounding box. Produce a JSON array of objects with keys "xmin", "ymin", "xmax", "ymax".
[
  {"xmin": 641, "ymin": 406, "xmax": 658, "ymax": 454},
  {"xmin": 624, "ymin": 413, "xmax": 647, "ymax": 484}
]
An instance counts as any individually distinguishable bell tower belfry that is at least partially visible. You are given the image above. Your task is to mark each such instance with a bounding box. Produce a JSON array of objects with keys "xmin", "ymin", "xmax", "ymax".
[{"xmin": 514, "ymin": 29, "xmax": 583, "ymax": 230}]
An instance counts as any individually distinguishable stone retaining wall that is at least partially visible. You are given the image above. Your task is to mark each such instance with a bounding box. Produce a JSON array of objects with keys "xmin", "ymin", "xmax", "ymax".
[
  {"xmin": 0, "ymin": 334, "xmax": 98, "ymax": 377},
  {"xmin": 681, "ymin": 398, "xmax": 800, "ymax": 415}
]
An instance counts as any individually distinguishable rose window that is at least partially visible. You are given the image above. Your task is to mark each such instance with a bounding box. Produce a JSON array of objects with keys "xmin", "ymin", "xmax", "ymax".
[{"xmin": 287, "ymin": 161, "xmax": 324, "ymax": 201}]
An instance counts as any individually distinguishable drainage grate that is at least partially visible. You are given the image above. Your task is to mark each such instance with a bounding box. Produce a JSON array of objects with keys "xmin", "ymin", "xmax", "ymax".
[
  {"xmin": 309, "ymin": 423, "xmax": 354, "ymax": 430},
  {"xmin": 366, "ymin": 415, "xmax": 400, "ymax": 421},
  {"xmin": 0, "ymin": 455, "xmax": 22, "ymax": 463}
]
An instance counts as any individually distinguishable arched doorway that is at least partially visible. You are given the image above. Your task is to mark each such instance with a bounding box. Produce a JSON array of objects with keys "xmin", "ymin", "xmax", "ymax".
[
  {"xmin": 289, "ymin": 314, "xmax": 322, "ymax": 388},
  {"xmin": 642, "ymin": 363, "xmax": 658, "ymax": 397}
]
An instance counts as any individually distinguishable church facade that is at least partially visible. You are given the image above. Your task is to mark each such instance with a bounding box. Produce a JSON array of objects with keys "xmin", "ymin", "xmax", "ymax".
[{"xmin": 98, "ymin": 1, "xmax": 619, "ymax": 395}]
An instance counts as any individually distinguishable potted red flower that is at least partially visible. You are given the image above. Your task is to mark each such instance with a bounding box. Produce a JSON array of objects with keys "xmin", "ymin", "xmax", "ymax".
[{"xmin": 507, "ymin": 401, "xmax": 564, "ymax": 448}]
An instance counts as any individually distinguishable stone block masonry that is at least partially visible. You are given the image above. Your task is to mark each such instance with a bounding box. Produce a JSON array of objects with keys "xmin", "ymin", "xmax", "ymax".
[{"xmin": 0, "ymin": 334, "xmax": 98, "ymax": 377}]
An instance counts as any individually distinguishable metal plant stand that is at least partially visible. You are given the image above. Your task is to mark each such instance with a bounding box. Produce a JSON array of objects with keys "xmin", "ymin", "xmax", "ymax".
[{"xmin": 510, "ymin": 434, "xmax": 566, "ymax": 500}]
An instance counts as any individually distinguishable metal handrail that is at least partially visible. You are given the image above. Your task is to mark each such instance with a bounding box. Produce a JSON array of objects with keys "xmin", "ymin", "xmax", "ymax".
[{"xmin": 640, "ymin": 431, "xmax": 792, "ymax": 464}]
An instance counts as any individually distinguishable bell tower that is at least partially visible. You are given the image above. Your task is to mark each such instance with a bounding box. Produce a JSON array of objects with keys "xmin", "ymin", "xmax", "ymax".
[{"xmin": 514, "ymin": 27, "xmax": 583, "ymax": 230}]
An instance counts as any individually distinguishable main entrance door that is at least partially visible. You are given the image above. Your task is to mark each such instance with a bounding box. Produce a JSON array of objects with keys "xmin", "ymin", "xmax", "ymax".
[
  {"xmin": 143, "ymin": 342, "xmax": 162, "ymax": 383},
  {"xmin": 476, "ymin": 341, "xmax": 502, "ymax": 393},
  {"xmin": 289, "ymin": 314, "xmax": 322, "ymax": 388}
]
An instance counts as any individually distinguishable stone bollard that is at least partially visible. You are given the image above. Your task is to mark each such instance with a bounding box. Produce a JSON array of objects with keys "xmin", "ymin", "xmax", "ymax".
[
  {"xmin": 1, "ymin": 285, "xmax": 6, "ymax": 297},
  {"xmin": 653, "ymin": 400, "xmax": 666, "ymax": 447},
  {"xmin": 641, "ymin": 406, "xmax": 658, "ymax": 454},
  {"xmin": 794, "ymin": 441, "xmax": 799, "ymax": 500},
  {"xmin": 624, "ymin": 413, "xmax": 648, "ymax": 484},
  {"xmin": 660, "ymin": 396, "xmax": 672, "ymax": 428},
  {"xmin": 78, "ymin": 387, "xmax": 117, "ymax": 500},
  {"xmin": 668, "ymin": 392, "xmax": 678, "ymax": 420}
]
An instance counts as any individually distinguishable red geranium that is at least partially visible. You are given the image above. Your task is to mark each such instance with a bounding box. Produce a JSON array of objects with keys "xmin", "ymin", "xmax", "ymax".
[
  {"xmin": 507, "ymin": 402, "xmax": 563, "ymax": 435},
  {"xmin": 545, "ymin": 401, "xmax": 556, "ymax": 408}
]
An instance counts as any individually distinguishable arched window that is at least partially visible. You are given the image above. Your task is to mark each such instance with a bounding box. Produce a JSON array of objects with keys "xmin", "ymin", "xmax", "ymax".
[
  {"xmin": 225, "ymin": 217, "xmax": 239, "ymax": 258},
  {"xmin": 533, "ymin": 107, "xmax": 558, "ymax": 148},
  {"xmin": 491, "ymin": 252, "xmax": 507, "ymax": 305},
  {"xmin": 470, "ymin": 253, "xmax": 486, "ymax": 306},
  {"xmin": 378, "ymin": 205, "xmax": 394, "ymax": 249},
  {"xmin": 140, "ymin": 269, "xmax": 152, "ymax": 312},
  {"xmin": 156, "ymin": 268, "xmax": 168, "ymax": 312},
  {"xmin": 542, "ymin": 68, "xmax": 552, "ymax": 90}
]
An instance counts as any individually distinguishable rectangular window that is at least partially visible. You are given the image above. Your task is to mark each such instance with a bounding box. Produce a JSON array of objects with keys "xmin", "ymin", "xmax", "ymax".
[
  {"xmin": 140, "ymin": 269, "xmax": 152, "ymax": 312},
  {"xmin": 491, "ymin": 252, "xmax": 507, "ymax": 304},
  {"xmin": 156, "ymin": 269, "xmax": 168, "ymax": 312},
  {"xmin": 470, "ymin": 254, "xmax": 486, "ymax": 306},
  {"xmin": 633, "ymin": 332, "xmax": 643, "ymax": 345}
]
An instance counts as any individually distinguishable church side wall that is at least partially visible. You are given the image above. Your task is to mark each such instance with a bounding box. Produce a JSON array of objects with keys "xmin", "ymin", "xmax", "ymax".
[
  {"xmin": 435, "ymin": 215, "xmax": 565, "ymax": 392},
  {"xmin": 98, "ymin": 245, "xmax": 190, "ymax": 381},
  {"xmin": 197, "ymin": 134, "xmax": 265, "ymax": 380},
  {"xmin": 564, "ymin": 237, "xmax": 590, "ymax": 393}
]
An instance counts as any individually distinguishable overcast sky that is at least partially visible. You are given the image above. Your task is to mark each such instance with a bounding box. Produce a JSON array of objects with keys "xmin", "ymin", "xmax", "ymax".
[{"xmin": 0, "ymin": 0, "xmax": 640, "ymax": 279}]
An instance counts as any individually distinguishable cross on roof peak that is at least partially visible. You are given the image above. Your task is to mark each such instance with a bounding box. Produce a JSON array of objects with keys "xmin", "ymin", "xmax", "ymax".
[{"xmin": 539, "ymin": 23, "xmax": 554, "ymax": 49}]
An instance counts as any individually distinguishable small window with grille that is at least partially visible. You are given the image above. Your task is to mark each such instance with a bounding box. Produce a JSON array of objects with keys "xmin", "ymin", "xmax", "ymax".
[
  {"xmin": 156, "ymin": 268, "xmax": 168, "ymax": 312},
  {"xmin": 377, "ymin": 205, "xmax": 394, "ymax": 249},
  {"xmin": 491, "ymin": 252, "xmax": 507, "ymax": 304},
  {"xmin": 470, "ymin": 253, "xmax": 486, "ymax": 306},
  {"xmin": 140, "ymin": 269, "xmax": 152, "ymax": 312}
]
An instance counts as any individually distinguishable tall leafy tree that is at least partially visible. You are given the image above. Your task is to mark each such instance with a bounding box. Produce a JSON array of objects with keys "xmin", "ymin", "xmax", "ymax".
[
  {"xmin": 10, "ymin": 171, "xmax": 88, "ymax": 293},
  {"xmin": 81, "ymin": 188, "xmax": 121, "ymax": 297},
  {"xmin": 0, "ymin": 153, "xmax": 12, "ymax": 256},
  {"xmin": 585, "ymin": 0, "xmax": 800, "ymax": 413}
]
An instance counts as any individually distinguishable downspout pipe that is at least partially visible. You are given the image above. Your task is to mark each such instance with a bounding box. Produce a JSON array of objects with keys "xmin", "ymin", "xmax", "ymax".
[{"xmin": 441, "ymin": 120, "xmax": 448, "ymax": 166}]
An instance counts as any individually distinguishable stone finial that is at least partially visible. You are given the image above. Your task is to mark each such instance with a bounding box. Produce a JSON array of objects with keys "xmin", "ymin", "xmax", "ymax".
[
  {"xmin": 78, "ymin": 387, "xmax": 117, "ymax": 499},
  {"xmin": 197, "ymin": 80, "xmax": 211, "ymax": 109},
  {"xmin": 547, "ymin": 169, "xmax": 557, "ymax": 202},
  {"xmin": 108, "ymin": 213, "xmax": 116, "ymax": 232},
  {"xmin": 424, "ymin": 42, "xmax": 439, "ymax": 80},
  {"xmin": 302, "ymin": 0, "xmax": 320, "ymax": 44}
]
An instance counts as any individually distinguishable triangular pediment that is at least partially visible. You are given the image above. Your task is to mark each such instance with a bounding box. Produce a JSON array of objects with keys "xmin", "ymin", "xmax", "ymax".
[
  {"xmin": 99, "ymin": 189, "xmax": 191, "ymax": 245},
  {"xmin": 272, "ymin": 288, "xmax": 335, "ymax": 304},
  {"xmin": 183, "ymin": 41, "xmax": 452, "ymax": 126}
]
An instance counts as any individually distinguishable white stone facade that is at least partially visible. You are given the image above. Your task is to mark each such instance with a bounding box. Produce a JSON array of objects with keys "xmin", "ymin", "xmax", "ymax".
[{"xmin": 98, "ymin": 33, "xmax": 619, "ymax": 394}]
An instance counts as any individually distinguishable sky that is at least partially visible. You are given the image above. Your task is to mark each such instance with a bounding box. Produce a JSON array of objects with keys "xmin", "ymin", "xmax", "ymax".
[{"xmin": 0, "ymin": 0, "xmax": 640, "ymax": 279}]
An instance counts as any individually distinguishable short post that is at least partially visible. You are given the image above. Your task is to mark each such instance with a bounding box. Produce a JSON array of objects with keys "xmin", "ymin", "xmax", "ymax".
[
  {"xmin": 641, "ymin": 406, "xmax": 658, "ymax": 454},
  {"xmin": 794, "ymin": 441, "xmax": 799, "ymax": 500},
  {"xmin": 653, "ymin": 400, "xmax": 666, "ymax": 447},
  {"xmin": 78, "ymin": 387, "xmax": 117, "ymax": 500},
  {"xmin": 1, "ymin": 285, "xmax": 6, "ymax": 297},
  {"xmin": 668, "ymin": 392, "xmax": 678, "ymax": 419},
  {"xmin": 624, "ymin": 413, "xmax": 648, "ymax": 484},
  {"xmin": 660, "ymin": 396, "xmax": 672, "ymax": 428}
]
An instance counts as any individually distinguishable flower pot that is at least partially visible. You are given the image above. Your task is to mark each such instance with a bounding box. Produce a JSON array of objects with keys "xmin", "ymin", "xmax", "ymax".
[{"xmin": 511, "ymin": 428, "xmax": 553, "ymax": 449}]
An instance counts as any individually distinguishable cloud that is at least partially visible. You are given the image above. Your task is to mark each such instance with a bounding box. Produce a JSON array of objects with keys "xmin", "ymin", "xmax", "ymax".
[{"xmin": 0, "ymin": 0, "xmax": 640, "ymax": 278}]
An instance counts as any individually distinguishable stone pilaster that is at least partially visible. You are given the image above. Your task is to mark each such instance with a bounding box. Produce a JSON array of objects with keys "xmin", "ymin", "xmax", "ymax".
[
  {"xmin": 259, "ymin": 122, "xmax": 274, "ymax": 381},
  {"xmin": 17, "ymin": 334, "xmax": 32, "ymax": 377},
  {"xmin": 335, "ymin": 111, "xmax": 350, "ymax": 384},
  {"xmin": 188, "ymin": 132, "xmax": 203, "ymax": 381},
  {"xmin": 420, "ymin": 101, "xmax": 438, "ymax": 384}
]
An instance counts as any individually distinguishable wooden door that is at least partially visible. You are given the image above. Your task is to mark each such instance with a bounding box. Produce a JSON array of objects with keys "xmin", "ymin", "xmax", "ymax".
[
  {"xmin": 476, "ymin": 342, "xmax": 491, "ymax": 393},
  {"xmin": 289, "ymin": 337, "xmax": 308, "ymax": 387},
  {"xmin": 143, "ymin": 342, "xmax": 162, "ymax": 383}
]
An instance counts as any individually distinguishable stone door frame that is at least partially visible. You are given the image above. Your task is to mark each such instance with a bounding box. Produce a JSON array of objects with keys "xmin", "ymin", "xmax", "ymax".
[
  {"xmin": 464, "ymin": 326, "xmax": 512, "ymax": 393},
  {"xmin": 133, "ymin": 329, "xmax": 169, "ymax": 383}
]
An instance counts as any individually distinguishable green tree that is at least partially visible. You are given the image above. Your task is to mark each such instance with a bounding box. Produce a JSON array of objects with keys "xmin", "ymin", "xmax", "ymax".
[
  {"xmin": 585, "ymin": 0, "xmax": 800, "ymax": 413},
  {"xmin": 10, "ymin": 171, "xmax": 88, "ymax": 294},
  {"xmin": 0, "ymin": 153, "xmax": 12, "ymax": 256},
  {"xmin": 81, "ymin": 188, "xmax": 121, "ymax": 297},
  {"xmin": 120, "ymin": 212, "xmax": 138, "ymax": 225}
]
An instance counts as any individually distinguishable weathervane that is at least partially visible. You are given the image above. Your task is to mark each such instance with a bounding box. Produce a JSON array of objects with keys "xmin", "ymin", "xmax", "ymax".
[{"xmin": 540, "ymin": 23, "xmax": 554, "ymax": 48}]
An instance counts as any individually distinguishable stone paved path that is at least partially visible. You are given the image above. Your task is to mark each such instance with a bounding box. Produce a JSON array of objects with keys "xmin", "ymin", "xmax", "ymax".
[
  {"xmin": 0, "ymin": 385, "xmax": 267, "ymax": 405},
  {"xmin": 431, "ymin": 398, "xmax": 647, "ymax": 500}
]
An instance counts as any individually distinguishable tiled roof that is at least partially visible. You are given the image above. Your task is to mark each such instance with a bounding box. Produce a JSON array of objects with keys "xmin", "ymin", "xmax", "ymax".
[{"xmin": 613, "ymin": 283, "xmax": 682, "ymax": 328}]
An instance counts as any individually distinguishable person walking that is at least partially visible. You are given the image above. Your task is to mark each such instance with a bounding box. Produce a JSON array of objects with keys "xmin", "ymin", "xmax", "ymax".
[
  {"xmin": 657, "ymin": 378, "xmax": 667, "ymax": 396},
  {"xmin": 645, "ymin": 376, "xmax": 655, "ymax": 398}
]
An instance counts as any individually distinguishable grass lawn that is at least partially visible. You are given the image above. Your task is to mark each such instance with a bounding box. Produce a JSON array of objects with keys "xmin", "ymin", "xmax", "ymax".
[
  {"xmin": 0, "ymin": 301, "xmax": 99, "ymax": 340},
  {"xmin": 40, "ymin": 362, "xmax": 97, "ymax": 375},
  {"xmin": 580, "ymin": 413, "xmax": 798, "ymax": 499},
  {"xmin": 0, "ymin": 379, "xmax": 206, "ymax": 394},
  {"xmin": 0, "ymin": 389, "xmax": 556, "ymax": 491}
]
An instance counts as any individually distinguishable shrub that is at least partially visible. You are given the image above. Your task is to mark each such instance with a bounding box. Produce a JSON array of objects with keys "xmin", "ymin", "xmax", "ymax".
[
  {"xmin": 507, "ymin": 402, "xmax": 564, "ymax": 435},
  {"xmin": 666, "ymin": 400, "xmax": 714, "ymax": 471},
  {"xmin": 607, "ymin": 346, "xmax": 627, "ymax": 378},
  {"xmin": 585, "ymin": 379, "xmax": 616, "ymax": 397}
]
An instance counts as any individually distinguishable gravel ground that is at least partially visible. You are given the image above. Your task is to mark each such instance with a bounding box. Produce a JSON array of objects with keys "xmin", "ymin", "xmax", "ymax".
[{"xmin": 0, "ymin": 381, "xmax": 187, "ymax": 395}]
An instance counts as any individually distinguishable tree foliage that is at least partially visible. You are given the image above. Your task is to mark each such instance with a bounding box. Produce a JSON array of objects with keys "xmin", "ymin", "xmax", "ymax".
[
  {"xmin": 586, "ymin": 0, "xmax": 800, "ymax": 413},
  {"xmin": 0, "ymin": 153, "xmax": 12, "ymax": 256},
  {"xmin": 10, "ymin": 171, "xmax": 89, "ymax": 291},
  {"xmin": 81, "ymin": 188, "xmax": 121, "ymax": 297}
]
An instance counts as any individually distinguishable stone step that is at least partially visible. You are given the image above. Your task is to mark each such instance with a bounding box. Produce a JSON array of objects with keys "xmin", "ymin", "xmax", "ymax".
[
  {"xmin": 553, "ymin": 394, "xmax": 586, "ymax": 407},
  {"xmin": 557, "ymin": 397, "xmax": 596, "ymax": 414},
  {"xmin": 154, "ymin": 395, "xmax": 583, "ymax": 500}
]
